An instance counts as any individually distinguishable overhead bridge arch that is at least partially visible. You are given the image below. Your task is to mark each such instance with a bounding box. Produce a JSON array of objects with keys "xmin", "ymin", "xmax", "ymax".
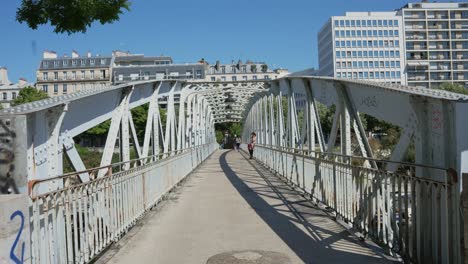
[{"xmin": 1, "ymin": 76, "xmax": 468, "ymax": 264}]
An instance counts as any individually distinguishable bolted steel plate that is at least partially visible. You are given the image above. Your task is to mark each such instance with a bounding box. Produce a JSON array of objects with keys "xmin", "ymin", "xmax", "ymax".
[{"xmin": 206, "ymin": 250, "xmax": 291, "ymax": 264}]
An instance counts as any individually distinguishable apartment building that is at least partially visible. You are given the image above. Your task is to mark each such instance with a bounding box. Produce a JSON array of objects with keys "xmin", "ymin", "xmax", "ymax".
[
  {"xmin": 36, "ymin": 51, "xmax": 112, "ymax": 96},
  {"xmin": 205, "ymin": 60, "xmax": 288, "ymax": 82},
  {"xmin": 0, "ymin": 67, "xmax": 31, "ymax": 108},
  {"xmin": 401, "ymin": 2, "xmax": 468, "ymax": 88},
  {"xmin": 318, "ymin": 12, "xmax": 406, "ymax": 84},
  {"xmin": 112, "ymin": 53, "xmax": 205, "ymax": 84}
]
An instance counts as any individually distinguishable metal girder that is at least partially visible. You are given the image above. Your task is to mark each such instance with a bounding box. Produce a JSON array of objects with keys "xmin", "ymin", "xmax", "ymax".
[{"xmin": 1, "ymin": 79, "xmax": 218, "ymax": 194}]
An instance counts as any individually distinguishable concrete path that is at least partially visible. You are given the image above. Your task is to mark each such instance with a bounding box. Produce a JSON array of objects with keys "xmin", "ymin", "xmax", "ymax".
[{"xmin": 101, "ymin": 150, "xmax": 396, "ymax": 264}]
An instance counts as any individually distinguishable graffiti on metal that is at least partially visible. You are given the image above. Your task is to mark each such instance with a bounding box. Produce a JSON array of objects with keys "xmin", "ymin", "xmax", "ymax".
[
  {"xmin": 360, "ymin": 96, "xmax": 379, "ymax": 108},
  {"xmin": 0, "ymin": 118, "xmax": 19, "ymax": 194},
  {"xmin": 9, "ymin": 210, "xmax": 25, "ymax": 264}
]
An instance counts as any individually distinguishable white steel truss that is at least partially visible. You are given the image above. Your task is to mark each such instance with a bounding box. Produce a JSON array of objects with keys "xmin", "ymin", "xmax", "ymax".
[{"xmin": 242, "ymin": 75, "xmax": 468, "ymax": 264}]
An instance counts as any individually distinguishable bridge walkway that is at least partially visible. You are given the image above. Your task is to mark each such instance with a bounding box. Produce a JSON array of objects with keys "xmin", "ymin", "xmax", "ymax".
[{"xmin": 99, "ymin": 150, "xmax": 397, "ymax": 264}]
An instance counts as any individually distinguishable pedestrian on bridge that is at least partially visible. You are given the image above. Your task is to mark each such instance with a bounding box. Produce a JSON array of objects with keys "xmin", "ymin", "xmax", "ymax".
[
  {"xmin": 248, "ymin": 132, "xmax": 256, "ymax": 159},
  {"xmin": 235, "ymin": 136, "xmax": 241, "ymax": 151}
]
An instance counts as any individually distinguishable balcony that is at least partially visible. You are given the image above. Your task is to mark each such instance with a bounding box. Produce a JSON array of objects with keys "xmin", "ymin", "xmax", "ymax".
[{"xmin": 408, "ymin": 76, "xmax": 427, "ymax": 81}]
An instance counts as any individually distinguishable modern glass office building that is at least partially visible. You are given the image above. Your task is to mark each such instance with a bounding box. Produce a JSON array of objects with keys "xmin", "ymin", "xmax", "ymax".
[{"xmin": 318, "ymin": 12, "xmax": 406, "ymax": 84}]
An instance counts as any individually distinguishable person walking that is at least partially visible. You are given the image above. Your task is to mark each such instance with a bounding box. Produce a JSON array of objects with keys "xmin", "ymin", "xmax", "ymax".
[
  {"xmin": 235, "ymin": 136, "xmax": 241, "ymax": 151},
  {"xmin": 247, "ymin": 132, "xmax": 256, "ymax": 159}
]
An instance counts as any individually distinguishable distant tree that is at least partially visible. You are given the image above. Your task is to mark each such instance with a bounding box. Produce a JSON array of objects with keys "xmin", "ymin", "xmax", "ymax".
[
  {"xmin": 13, "ymin": 86, "xmax": 49, "ymax": 105},
  {"xmin": 16, "ymin": 0, "xmax": 130, "ymax": 34},
  {"xmin": 435, "ymin": 82, "xmax": 468, "ymax": 95}
]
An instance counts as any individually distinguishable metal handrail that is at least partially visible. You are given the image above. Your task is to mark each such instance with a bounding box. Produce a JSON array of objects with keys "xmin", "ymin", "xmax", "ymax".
[
  {"xmin": 255, "ymin": 144, "xmax": 449, "ymax": 172},
  {"xmin": 28, "ymin": 143, "xmax": 215, "ymax": 199}
]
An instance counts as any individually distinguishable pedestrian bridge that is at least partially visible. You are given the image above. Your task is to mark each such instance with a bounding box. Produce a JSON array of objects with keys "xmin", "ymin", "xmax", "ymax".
[{"xmin": 1, "ymin": 76, "xmax": 468, "ymax": 264}]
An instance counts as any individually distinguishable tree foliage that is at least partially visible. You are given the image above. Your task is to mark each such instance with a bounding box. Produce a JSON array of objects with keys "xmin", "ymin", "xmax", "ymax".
[
  {"xmin": 13, "ymin": 86, "xmax": 49, "ymax": 105},
  {"xmin": 435, "ymin": 82, "xmax": 468, "ymax": 95},
  {"xmin": 16, "ymin": 0, "xmax": 130, "ymax": 34}
]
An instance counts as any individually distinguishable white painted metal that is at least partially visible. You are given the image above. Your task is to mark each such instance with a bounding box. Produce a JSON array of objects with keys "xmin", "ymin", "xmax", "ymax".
[
  {"xmin": 242, "ymin": 75, "xmax": 468, "ymax": 264},
  {"xmin": 2, "ymin": 75, "xmax": 468, "ymax": 264}
]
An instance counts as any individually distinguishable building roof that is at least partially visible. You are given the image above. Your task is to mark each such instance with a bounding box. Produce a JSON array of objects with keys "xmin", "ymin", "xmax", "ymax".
[
  {"xmin": 114, "ymin": 55, "xmax": 173, "ymax": 63},
  {"xmin": 39, "ymin": 56, "xmax": 112, "ymax": 70}
]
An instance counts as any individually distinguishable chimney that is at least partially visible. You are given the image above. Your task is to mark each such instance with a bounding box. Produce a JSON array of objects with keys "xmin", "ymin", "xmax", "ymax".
[
  {"xmin": 0, "ymin": 67, "xmax": 10, "ymax": 85},
  {"xmin": 18, "ymin": 78, "xmax": 27, "ymax": 87},
  {"xmin": 43, "ymin": 50, "xmax": 57, "ymax": 59},
  {"xmin": 87, "ymin": 51, "xmax": 92, "ymax": 58},
  {"xmin": 72, "ymin": 50, "xmax": 79, "ymax": 58}
]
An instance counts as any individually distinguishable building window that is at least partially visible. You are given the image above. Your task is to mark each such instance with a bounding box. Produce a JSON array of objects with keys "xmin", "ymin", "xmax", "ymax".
[
  {"xmin": 54, "ymin": 72, "xmax": 58, "ymax": 80},
  {"xmin": 210, "ymin": 67, "xmax": 215, "ymax": 74},
  {"xmin": 42, "ymin": 61, "xmax": 48, "ymax": 68},
  {"xmin": 242, "ymin": 66, "xmax": 247, "ymax": 73},
  {"xmin": 54, "ymin": 84, "xmax": 58, "ymax": 94},
  {"xmin": 242, "ymin": 76, "xmax": 247, "ymax": 80},
  {"xmin": 63, "ymin": 84, "xmax": 67, "ymax": 94},
  {"xmin": 2, "ymin": 92, "xmax": 7, "ymax": 100},
  {"xmin": 101, "ymin": 59, "xmax": 106, "ymax": 65},
  {"xmin": 253, "ymin": 75, "xmax": 258, "ymax": 80},
  {"xmin": 72, "ymin": 71, "xmax": 76, "ymax": 79},
  {"xmin": 90, "ymin": 59, "xmax": 95, "ymax": 65},
  {"xmin": 72, "ymin": 60, "xmax": 77, "ymax": 66},
  {"xmin": 81, "ymin": 70, "xmax": 85, "ymax": 79},
  {"xmin": 232, "ymin": 76, "xmax": 237, "ymax": 81},
  {"xmin": 42, "ymin": 85, "xmax": 48, "ymax": 92},
  {"xmin": 43, "ymin": 72, "xmax": 48, "ymax": 81},
  {"xmin": 63, "ymin": 71, "xmax": 67, "ymax": 80},
  {"xmin": 231, "ymin": 66, "xmax": 236, "ymax": 73},
  {"xmin": 72, "ymin": 84, "xmax": 77, "ymax": 92},
  {"xmin": 54, "ymin": 61, "xmax": 59, "ymax": 67},
  {"xmin": 221, "ymin": 76, "xmax": 226, "ymax": 81},
  {"xmin": 211, "ymin": 77, "xmax": 216, "ymax": 81},
  {"xmin": 196, "ymin": 70, "xmax": 202, "ymax": 78},
  {"xmin": 12, "ymin": 92, "xmax": 16, "ymax": 99},
  {"xmin": 81, "ymin": 59, "xmax": 86, "ymax": 65},
  {"xmin": 100, "ymin": 70, "xmax": 106, "ymax": 79},
  {"xmin": 221, "ymin": 66, "xmax": 226, "ymax": 74},
  {"xmin": 63, "ymin": 60, "xmax": 68, "ymax": 66},
  {"xmin": 264, "ymin": 75, "xmax": 269, "ymax": 80},
  {"xmin": 90, "ymin": 70, "xmax": 95, "ymax": 79}
]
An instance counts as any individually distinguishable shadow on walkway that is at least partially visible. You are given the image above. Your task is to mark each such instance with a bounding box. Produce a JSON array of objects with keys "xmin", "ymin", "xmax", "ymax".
[{"xmin": 219, "ymin": 150, "xmax": 396, "ymax": 264}]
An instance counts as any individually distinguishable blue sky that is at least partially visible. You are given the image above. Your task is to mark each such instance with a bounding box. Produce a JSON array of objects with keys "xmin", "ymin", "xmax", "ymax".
[{"xmin": 0, "ymin": 0, "xmax": 447, "ymax": 82}]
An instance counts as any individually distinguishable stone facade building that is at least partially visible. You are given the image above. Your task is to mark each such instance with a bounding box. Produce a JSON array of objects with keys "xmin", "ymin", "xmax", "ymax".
[
  {"xmin": 205, "ymin": 60, "xmax": 288, "ymax": 82},
  {"xmin": 36, "ymin": 51, "xmax": 112, "ymax": 96},
  {"xmin": 0, "ymin": 67, "xmax": 32, "ymax": 108}
]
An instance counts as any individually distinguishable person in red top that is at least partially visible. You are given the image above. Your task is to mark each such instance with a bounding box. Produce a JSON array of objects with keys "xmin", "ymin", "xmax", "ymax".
[{"xmin": 247, "ymin": 132, "xmax": 256, "ymax": 159}]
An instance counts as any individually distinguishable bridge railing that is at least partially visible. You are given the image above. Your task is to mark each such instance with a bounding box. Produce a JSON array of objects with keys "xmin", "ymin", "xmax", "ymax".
[
  {"xmin": 27, "ymin": 143, "xmax": 217, "ymax": 264},
  {"xmin": 252, "ymin": 144, "xmax": 459, "ymax": 264}
]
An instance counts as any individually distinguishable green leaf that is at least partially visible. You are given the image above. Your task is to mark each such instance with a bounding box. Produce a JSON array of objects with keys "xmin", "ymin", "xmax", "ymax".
[{"xmin": 16, "ymin": 0, "xmax": 130, "ymax": 34}]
